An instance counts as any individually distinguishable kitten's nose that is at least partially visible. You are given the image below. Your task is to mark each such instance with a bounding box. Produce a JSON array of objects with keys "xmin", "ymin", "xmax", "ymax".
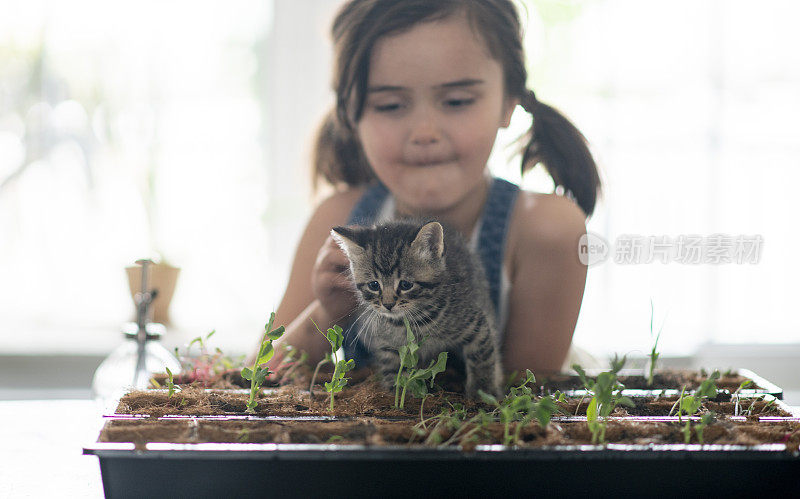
[{"xmin": 382, "ymin": 301, "xmax": 395, "ymax": 311}]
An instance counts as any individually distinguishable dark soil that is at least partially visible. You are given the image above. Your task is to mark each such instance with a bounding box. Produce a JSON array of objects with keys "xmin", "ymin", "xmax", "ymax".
[
  {"xmin": 104, "ymin": 365, "xmax": 797, "ymax": 451},
  {"xmin": 125, "ymin": 364, "xmax": 482, "ymax": 419},
  {"xmin": 559, "ymin": 395, "xmax": 791, "ymax": 417},
  {"xmin": 99, "ymin": 418, "xmax": 800, "ymax": 450},
  {"xmin": 537, "ymin": 369, "xmax": 765, "ymax": 392},
  {"xmin": 119, "ymin": 372, "xmax": 478, "ymax": 419},
  {"xmin": 123, "ymin": 365, "xmax": 791, "ymax": 419}
]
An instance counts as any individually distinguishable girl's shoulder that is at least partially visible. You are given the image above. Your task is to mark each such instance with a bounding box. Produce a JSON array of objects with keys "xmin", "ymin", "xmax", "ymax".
[
  {"xmin": 507, "ymin": 189, "xmax": 587, "ymax": 258},
  {"xmin": 305, "ymin": 185, "xmax": 369, "ymax": 232}
]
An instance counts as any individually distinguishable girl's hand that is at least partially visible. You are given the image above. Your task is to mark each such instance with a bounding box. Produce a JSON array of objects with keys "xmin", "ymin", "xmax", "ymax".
[{"xmin": 311, "ymin": 235, "xmax": 358, "ymax": 324}]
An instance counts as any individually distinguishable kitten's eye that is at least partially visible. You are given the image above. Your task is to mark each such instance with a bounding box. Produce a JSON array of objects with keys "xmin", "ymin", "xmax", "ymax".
[
  {"xmin": 367, "ymin": 281, "xmax": 381, "ymax": 292},
  {"xmin": 398, "ymin": 280, "xmax": 413, "ymax": 291}
]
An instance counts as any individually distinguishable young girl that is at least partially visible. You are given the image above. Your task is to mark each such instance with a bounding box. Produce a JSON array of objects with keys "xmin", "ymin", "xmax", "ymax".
[{"xmin": 266, "ymin": 0, "xmax": 601, "ymax": 376}]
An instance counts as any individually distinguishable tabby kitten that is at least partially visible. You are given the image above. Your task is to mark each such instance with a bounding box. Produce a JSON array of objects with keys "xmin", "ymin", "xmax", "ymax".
[{"xmin": 331, "ymin": 219, "xmax": 503, "ymax": 399}]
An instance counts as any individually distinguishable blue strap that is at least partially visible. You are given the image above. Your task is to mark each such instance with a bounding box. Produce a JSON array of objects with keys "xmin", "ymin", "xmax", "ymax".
[
  {"xmin": 346, "ymin": 182, "xmax": 390, "ymax": 225},
  {"xmin": 476, "ymin": 177, "xmax": 519, "ymax": 316},
  {"xmin": 343, "ymin": 182, "xmax": 389, "ymax": 365}
]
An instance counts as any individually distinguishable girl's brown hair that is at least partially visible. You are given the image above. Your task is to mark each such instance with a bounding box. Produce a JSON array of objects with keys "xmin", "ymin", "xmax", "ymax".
[{"xmin": 313, "ymin": 0, "xmax": 602, "ymax": 216}]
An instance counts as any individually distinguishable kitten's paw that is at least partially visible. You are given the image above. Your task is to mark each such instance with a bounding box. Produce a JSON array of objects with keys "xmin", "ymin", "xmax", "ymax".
[
  {"xmin": 380, "ymin": 375, "xmax": 396, "ymax": 392},
  {"xmin": 465, "ymin": 378, "xmax": 502, "ymax": 401},
  {"xmin": 375, "ymin": 368, "xmax": 398, "ymax": 393}
]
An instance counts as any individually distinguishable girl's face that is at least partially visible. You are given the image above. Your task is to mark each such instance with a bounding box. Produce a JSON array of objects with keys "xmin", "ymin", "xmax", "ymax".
[{"xmin": 356, "ymin": 14, "xmax": 516, "ymax": 215}]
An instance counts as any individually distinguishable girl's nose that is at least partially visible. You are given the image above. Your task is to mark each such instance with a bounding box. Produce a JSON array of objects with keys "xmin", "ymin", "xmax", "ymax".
[{"xmin": 410, "ymin": 110, "xmax": 441, "ymax": 145}]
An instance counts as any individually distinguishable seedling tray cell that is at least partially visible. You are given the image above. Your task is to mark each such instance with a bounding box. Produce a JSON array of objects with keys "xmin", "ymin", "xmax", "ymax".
[{"xmin": 548, "ymin": 368, "xmax": 784, "ymax": 400}]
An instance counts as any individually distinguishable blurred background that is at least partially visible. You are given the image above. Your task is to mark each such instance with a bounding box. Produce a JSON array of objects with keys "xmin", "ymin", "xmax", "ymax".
[{"xmin": 1, "ymin": 0, "xmax": 798, "ymax": 402}]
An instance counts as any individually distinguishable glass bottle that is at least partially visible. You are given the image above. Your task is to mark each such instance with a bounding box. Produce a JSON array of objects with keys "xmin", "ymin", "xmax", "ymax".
[
  {"xmin": 92, "ymin": 259, "xmax": 181, "ymax": 412},
  {"xmin": 91, "ymin": 322, "xmax": 181, "ymax": 412}
]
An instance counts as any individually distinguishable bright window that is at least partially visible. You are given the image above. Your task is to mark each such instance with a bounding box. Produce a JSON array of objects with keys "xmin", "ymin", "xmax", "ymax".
[
  {"xmin": 1, "ymin": 0, "xmax": 797, "ymax": 358},
  {"xmin": 0, "ymin": 0, "xmax": 283, "ymax": 354},
  {"xmin": 491, "ymin": 0, "xmax": 800, "ymax": 355}
]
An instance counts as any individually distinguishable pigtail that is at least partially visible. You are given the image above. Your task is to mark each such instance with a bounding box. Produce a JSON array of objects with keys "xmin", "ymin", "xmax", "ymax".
[
  {"xmin": 312, "ymin": 108, "xmax": 375, "ymax": 191},
  {"xmin": 520, "ymin": 90, "xmax": 601, "ymax": 217}
]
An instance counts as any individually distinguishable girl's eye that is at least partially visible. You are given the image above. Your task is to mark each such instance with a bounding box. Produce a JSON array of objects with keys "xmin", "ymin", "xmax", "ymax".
[
  {"xmin": 374, "ymin": 103, "xmax": 402, "ymax": 112},
  {"xmin": 445, "ymin": 98, "xmax": 474, "ymax": 108},
  {"xmin": 398, "ymin": 280, "xmax": 413, "ymax": 291},
  {"xmin": 367, "ymin": 281, "xmax": 381, "ymax": 292}
]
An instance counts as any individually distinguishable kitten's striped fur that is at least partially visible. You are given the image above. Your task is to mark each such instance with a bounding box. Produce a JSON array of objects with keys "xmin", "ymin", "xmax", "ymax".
[{"xmin": 331, "ymin": 220, "xmax": 503, "ymax": 399}]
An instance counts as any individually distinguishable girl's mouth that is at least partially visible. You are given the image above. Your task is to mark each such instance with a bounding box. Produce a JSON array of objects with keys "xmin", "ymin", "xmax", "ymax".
[{"xmin": 407, "ymin": 159, "xmax": 456, "ymax": 167}]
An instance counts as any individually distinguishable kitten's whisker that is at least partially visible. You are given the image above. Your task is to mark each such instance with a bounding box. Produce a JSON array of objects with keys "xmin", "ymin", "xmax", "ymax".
[
  {"xmin": 354, "ymin": 311, "xmax": 370, "ymax": 346},
  {"xmin": 349, "ymin": 306, "xmax": 375, "ymax": 349},
  {"xmin": 358, "ymin": 310, "xmax": 372, "ymax": 345},
  {"xmin": 362, "ymin": 309, "xmax": 379, "ymax": 349},
  {"xmin": 366, "ymin": 310, "xmax": 383, "ymax": 352}
]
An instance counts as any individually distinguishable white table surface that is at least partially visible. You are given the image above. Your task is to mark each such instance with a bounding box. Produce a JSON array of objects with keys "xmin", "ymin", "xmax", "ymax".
[{"xmin": 0, "ymin": 400, "xmax": 105, "ymax": 498}]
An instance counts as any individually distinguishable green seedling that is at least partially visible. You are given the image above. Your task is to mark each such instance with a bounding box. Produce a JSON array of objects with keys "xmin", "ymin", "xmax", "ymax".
[
  {"xmin": 218, "ymin": 349, "xmax": 247, "ymax": 371},
  {"xmin": 479, "ymin": 370, "xmax": 560, "ymax": 446},
  {"xmin": 673, "ymin": 370, "xmax": 720, "ymax": 443},
  {"xmin": 241, "ymin": 312, "xmax": 285, "ymax": 414},
  {"xmin": 187, "ymin": 329, "xmax": 215, "ymax": 353},
  {"xmin": 504, "ymin": 371, "xmax": 521, "ymax": 392},
  {"xmin": 276, "ymin": 346, "xmax": 308, "ymax": 383},
  {"xmin": 479, "ymin": 389, "xmax": 531, "ymax": 446},
  {"xmin": 395, "ymin": 318, "xmax": 422, "ymax": 407},
  {"xmin": 172, "ymin": 329, "xmax": 247, "ymax": 386},
  {"xmin": 760, "ymin": 398, "xmax": 777, "ymax": 415},
  {"xmin": 312, "ymin": 320, "xmax": 355, "ymax": 412},
  {"xmin": 533, "ymin": 396, "xmax": 560, "ymax": 428},
  {"xmin": 647, "ymin": 300, "xmax": 664, "ymax": 387},
  {"xmin": 733, "ymin": 379, "xmax": 752, "ymax": 416},
  {"xmin": 694, "ymin": 412, "xmax": 716, "ymax": 444},
  {"xmin": 416, "ymin": 372, "xmax": 561, "ymax": 448},
  {"xmin": 414, "ymin": 400, "xmax": 467, "ymax": 436},
  {"xmin": 165, "ymin": 367, "xmax": 179, "ymax": 397},
  {"xmin": 573, "ymin": 355, "xmax": 635, "ymax": 445},
  {"xmin": 399, "ymin": 352, "xmax": 448, "ymax": 409},
  {"xmin": 394, "ymin": 318, "xmax": 447, "ymax": 409},
  {"xmin": 439, "ymin": 409, "xmax": 493, "ymax": 447},
  {"xmin": 675, "ymin": 371, "xmax": 719, "ymax": 419},
  {"xmin": 740, "ymin": 395, "xmax": 776, "ymax": 417},
  {"xmin": 743, "ymin": 396, "xmax": 759, "ymax": 416},
  {"xmin": 417, "ymin": 400, "xmax": 489, "ymax": 448},
  {"xmin": 482, "ymin": 372, "xmax": 563, "ymax": 446},
  {"xmin": 309, "ymin": 353, "xmax": 332, "ymax": 398}
]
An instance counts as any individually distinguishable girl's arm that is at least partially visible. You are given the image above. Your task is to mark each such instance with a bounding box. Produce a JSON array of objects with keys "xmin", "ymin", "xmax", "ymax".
[
  {"xmin": 503, "ymin": 192, "xmax": 588, "ymax": 374},
  {"xmin": 260, "ymin": 187, "xmax": 365, "ymax": 368}
]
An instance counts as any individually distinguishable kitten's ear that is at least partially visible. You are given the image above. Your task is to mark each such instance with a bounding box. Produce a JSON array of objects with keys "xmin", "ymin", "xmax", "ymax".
[
  {"xmin": 410, "ymin": 222, "xmax": 444, "ymax": 260},
  {"xmin": 331, "ymin": 226, "xmax": 365, "ymax": 260}
]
